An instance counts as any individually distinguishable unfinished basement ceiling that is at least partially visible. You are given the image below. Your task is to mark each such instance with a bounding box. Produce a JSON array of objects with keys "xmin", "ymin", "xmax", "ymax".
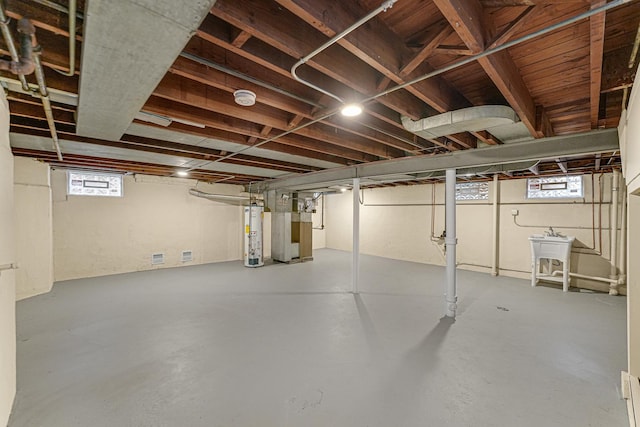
[{"xmin": 1, "ymin": 0, "xmax": 638, "ymax": 187}]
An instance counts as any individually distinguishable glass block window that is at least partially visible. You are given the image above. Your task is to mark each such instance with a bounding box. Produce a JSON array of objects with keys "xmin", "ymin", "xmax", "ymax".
[
  {"xmin": 67, "ymin": 171, "xmax": 123, "ymax": 197},
  {"xmin": 456, "ymin": 182, "xmax": 489, "ymax": 200},
  {"xmin": 527, "ymin": 175, "xmax": 583, "ymax": 199}
]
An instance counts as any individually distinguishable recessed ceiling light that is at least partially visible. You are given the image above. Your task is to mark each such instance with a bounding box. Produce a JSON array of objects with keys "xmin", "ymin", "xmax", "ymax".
[
  {"xmin": 177, "ymin": 170, "xmax": 189, "ymax": 177},
  {"xmin": 340, "ymin": 187, "xmax": 347, "ymax": 192},
  {"xmin": 341, "ymin": 103, "xmax": 363, "ymax": 117}
]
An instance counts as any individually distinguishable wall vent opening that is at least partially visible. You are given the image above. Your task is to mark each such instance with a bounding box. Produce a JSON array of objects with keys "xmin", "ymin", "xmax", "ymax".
[
  {"xmin": 182, "ymin": 250, "xmax": 193, "ymax": 263},
  {"xmin": 151, "ymin": 253, "xmax": 165, "ymax": 265}
]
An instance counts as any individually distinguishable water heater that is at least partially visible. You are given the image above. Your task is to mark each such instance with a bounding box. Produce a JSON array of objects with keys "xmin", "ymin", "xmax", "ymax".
[{"xmin": 243, "ymin": 205, "xmax": 264, "ymax": 267}]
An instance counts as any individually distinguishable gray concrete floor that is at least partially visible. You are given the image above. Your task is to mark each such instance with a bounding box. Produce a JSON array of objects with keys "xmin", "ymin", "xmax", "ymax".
[{"xmin": 9, "ymin": 249, "xmax": 627, "ymax": 427}]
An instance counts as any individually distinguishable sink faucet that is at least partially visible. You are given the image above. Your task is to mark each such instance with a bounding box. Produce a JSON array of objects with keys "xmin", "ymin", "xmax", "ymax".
[{"xmin": 545, "ymin": 227, "xmax": 557, "ymax": 237}]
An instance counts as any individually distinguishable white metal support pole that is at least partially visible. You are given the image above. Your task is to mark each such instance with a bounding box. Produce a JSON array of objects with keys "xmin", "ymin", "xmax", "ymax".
[
  {"xmin": 352, "ymin": 178, "xmax": 360, "ymax": 294},
  {"xmin": 491, "ymin": 174, "xmax": 500, "ymax": 276},
  {"xmin": 610, "ymin": 169, "xmax": 620, "ymax": 295},
  {"xmin": 445, "ymin": 169, "xmax": 457, "ymax": 318}
]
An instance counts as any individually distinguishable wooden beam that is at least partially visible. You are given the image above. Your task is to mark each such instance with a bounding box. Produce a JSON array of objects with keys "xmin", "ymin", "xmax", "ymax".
[
  {"xmin": 488, "ymin": 6, "xmax": 537, "ymax": 49},
  {"xmin": 536, "ymin": 105, "xmax": 555, "ymax": 137},
  {"xmin": 474, "ymin": 130, "xmax": 502, "ymax": 145},
  {"xmin": 431, "ymin": 0, "xmax": 486, "ymax": 53},
  {"xmin": 163, "ymin": 121, "xmax": 352, "ymax": 166},
  {"xmin": 590, "ymin": 0, "xmax": 607, "ymax": 128},
  {"xmin": 247, "ymin": 125, "xmax": 273, "ymax": 144},
  {"xmin": 555, "ymin": 158, "xmax": 568, "ymax": 173},
  {"xmin": 173, "ymin": 50, "xmax": 422, "ymax": 153},
  {"xmin": 432, "ymin": 0, "xmax": 545, "ymax": 137},
  {"xmin": 230, "ymin": 29, "xmax": 252, "ymax": 48},
  {"xmin": 154, "ymin": 74, "xmax": 406, "ymax": 159},
  {"xmin": 401, "ymin": 24, "xmax": 454, "ymax": 76},
  {"xmin": 145, "ymin": 95, "xmax": 380, "ymax": 163},
  {"xmin": 434, "ymin": 46, "xmax": 475, "ymax": 56},
  {"xmin": 288, "ymin": 115, "xmax": 304, "ymax": 128},
  {"xmin": 272, "ymin": 0, "xmax": 469, "ymax": 113}
]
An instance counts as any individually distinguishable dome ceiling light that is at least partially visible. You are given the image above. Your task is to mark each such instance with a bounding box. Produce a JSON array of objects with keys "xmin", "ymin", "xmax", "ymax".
[
  {"xmin": 341, "ymin": 103, "xmax": 363, "ymax": 117},
  {"xmin": 233, "ymin": 89, "xmax": 256, "ymax": 106}
]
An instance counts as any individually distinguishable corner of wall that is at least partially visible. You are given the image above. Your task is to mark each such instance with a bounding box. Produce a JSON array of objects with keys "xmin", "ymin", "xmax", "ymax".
[
  {"xmin": 0, "ymin": 84, "xmax": 17, "ymax": 427},
  {"xmin": 14, "ymin": 158, "xmax": 54, "ymax": 300}
]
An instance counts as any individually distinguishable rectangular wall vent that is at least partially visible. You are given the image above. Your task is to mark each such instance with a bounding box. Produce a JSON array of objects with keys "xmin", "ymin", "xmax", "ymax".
[
  {"xmin": 151, "ymin": 253, "xmax": 165, "ymax": 265},
  {"xmin": 181, "ymin": 250, "xmax": 193, "ymax": 263}
]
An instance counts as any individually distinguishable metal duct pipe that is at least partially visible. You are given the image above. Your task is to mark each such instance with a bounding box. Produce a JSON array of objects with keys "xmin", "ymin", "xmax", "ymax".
[
  {"xmin": 445, "ymin": 168, "xmax": 457, "ymax": 318},
  {"xmin": 0, "ymin": 18, "xmax": 36, "ymax": 75},
  {"xmin": 291, "ymin": 0, "xmax": 397, "ymax": 105},
  {"xmin": 0, "ymin": 12, "xmax": 33, "ymax": 89},
  {"xmin": 609, "ymin": 169, "xmax": 620, "ymax": 295},
  {"xmin": 0, "ymin": 3, "xmax": 63, "ymax": 160},
  {"xmin": 189, "ymin": 188, "xmax": 263, "ymax": 205},
  {"xmin": 32, "ymin": 49, "xmax": 63, "ymax": 161}
]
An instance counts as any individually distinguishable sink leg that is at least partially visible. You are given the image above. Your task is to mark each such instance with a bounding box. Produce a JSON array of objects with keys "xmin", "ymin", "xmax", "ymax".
[
  {"xmin": 563, "ymin": 263, "xmax": 569, "ymax": 292},
  {"xmin": 531, "ymin": 257, "xmax": 537, "ymax": 287}
]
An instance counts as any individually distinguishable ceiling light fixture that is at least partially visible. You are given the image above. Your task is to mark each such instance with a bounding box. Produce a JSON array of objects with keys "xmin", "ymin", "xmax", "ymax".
[
  {"xmin": 341, "ymin": 103, "xmax": 363, "ymax": 117},
  {"xmin": 176, "ymin": 170, "xmax": 189, "ymax": 177}
]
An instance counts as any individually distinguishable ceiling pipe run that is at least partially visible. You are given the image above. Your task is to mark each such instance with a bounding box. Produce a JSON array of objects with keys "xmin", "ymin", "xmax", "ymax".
[
  {"xmin": 0, "ymin": 12, "xmax": 33, "ymax": 90},
  {"xmin": 362, "ymin": 0, "xmax": 632, "ymax": 104},
  {"xmin": 53, "ymin": 0, "xmax": 77, "ymax": 76},
  {"xmin": 0, "ymin": 18, "xmax": 35, "ymax": 76},
  {"xmin": 0, "ymin": 5, "xmax": 63, "ymax": 161},
  {"xmin": 33, "ymin": 47, "xmax": 63, "ymax": 161},
  {"xmin": 190, "ymin": 0, "xmax": 628, "ymax": 172},
  {"xmin": 290, "ymin": 0, "xmax": 397, "ymax": 105}
]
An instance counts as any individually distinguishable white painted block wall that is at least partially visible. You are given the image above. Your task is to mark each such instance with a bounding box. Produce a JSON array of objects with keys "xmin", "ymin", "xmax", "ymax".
[
  {"xmin": 14, "ymin": 158, "xmax": 53, "ymax": 300},
  {"xmin": 51, "ymin": 173, "xmax": 246, "ymax": 281},
  {"xmin": 324, "ymin": 174, "xmax": 619, "ymax": 293},
  {"xmin": 0, "ymin": 88, "xmax": 16, "ymax": 427}
]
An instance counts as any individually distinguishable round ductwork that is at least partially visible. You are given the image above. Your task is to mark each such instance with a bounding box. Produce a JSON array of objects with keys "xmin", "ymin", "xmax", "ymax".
[{"xmin": 233, "ymin": 89, "xmax": 256, "ymax": 106}]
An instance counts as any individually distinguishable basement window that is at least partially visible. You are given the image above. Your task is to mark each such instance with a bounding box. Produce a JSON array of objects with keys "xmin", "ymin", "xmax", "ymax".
[
  {"xmin": 456, "ymin": 182, "xmax": 488, "ymax": 200},
  {"xmin": 527, "ymin": 175, "xmax": 583, "ymax": 199},
  {"xmin": 67, "ymin": 171, "xmax": 123, "ymax": 197}
]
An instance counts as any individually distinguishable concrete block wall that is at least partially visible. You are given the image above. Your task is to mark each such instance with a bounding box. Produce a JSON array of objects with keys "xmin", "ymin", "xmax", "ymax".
[{"xmin": 324, "ymin": 174, "xmax": 620, "ymax": 294}]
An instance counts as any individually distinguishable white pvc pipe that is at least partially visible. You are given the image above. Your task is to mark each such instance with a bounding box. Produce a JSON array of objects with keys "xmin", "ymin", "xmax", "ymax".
[
  {"xmin": 551, "ymin": 270, "xmax": 623, "ymax": 285},
  {"xmin": 491, "ymin": 174, "xmax": 500, "ymax": 276},
  {"xmin": 352, "ymin": 178, "xmax": 360, "ymax": 294},
  {"xmin": 610, "ymin": 169, "xmax": 620, "ymax": 295},
  {"xmin": 445, "ymin": 169, "xmax": 457, "ymax": 318},
  {"xmin": 620, "ymin": 183, "xmax": 627, "ymax": 281}
]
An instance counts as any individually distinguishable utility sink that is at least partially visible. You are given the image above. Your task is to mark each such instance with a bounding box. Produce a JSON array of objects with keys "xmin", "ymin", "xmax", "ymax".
[{"xmin": 529, "ymin": 234, "xmax": 575, "ymax": 292}]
